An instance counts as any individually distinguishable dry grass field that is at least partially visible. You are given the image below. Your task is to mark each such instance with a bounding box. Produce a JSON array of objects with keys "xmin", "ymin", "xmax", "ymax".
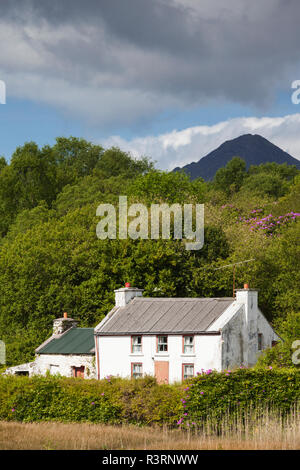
[{"xmin": 0, "ymin": 411, "xmax": 299, "ymax": 450}]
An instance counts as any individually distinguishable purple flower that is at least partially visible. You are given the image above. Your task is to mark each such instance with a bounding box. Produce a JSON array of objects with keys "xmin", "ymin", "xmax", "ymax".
[
  {"xmin": 11, "ymin": 408, "xmax": 15, "ymax": 412},
  {"xmin": 177, "ymin": 418, "xmax": 184, "ymax": 425}
]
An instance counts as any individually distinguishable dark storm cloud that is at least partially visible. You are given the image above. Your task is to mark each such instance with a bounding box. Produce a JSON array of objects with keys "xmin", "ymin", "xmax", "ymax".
[
  {"xmin": 20, "ymin": 0, "xmax": 200, "ymax": 53},
  {"xmin": 1, "ymin": 0, "xmax": 300, "ymax": 124}
]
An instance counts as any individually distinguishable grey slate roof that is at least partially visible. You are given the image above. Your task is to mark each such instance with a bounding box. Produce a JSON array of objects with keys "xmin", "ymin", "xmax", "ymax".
[
  {"xmin": 96, "ymin": 297, "xmax": 234, "ymax": 335},
  {"xmin": 37, "ymin": 328, "xmax": 95, "ymax": 354}
]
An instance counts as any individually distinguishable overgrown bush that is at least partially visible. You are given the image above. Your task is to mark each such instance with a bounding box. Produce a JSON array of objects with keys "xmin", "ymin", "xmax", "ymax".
[
  {"xmin": 178, "ymin": 368, "xmax": 300, "ymax": 428},
  {"xmin": 0, "ymin": 369, "xmax": 299, "ymax": 427}
]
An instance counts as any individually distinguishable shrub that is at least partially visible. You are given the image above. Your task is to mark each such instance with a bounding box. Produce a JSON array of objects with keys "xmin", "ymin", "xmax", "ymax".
[
  {"xmin": 177, "ymin": 368, "xmax": 300, "ymax": 428},
  {"xmin": 0, "ymin": 369, "xmax": 298, "ymax": 427}
]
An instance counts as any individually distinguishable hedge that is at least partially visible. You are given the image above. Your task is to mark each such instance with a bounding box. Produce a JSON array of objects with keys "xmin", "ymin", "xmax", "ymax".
[
  {"xmin": 0, "ymin": 368, "xmax": 299, "ymax": 427},
  {"xmin": 178, "ymin": 367, "xmax": 300, "ymax": 428}
]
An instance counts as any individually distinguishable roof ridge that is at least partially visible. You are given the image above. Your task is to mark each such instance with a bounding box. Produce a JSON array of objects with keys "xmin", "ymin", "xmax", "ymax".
[{"xmin": 133, "ymin": 297, "xmax": 233, "ymax": 301}]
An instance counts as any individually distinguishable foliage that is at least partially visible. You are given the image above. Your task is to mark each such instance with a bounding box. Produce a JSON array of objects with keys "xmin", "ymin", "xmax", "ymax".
[
  {"xmin": 95, "ymin": 147, "xmax": 154, "ymax": 178},
  {"xmin": 240, "ymin": 211, "xmax": 300, "ymax": 237},
  {"xmin": 178, "ymin": 368, "xmax": 300, "ymax": 427},
  {"xmin": 0, "ymin": 140, "xmax": 298, "ymax": 367},
  {"xmin": 256, "ymin": 312, "xmax": 300, "ymax": 368},
  {"xmin": 128, "ymin": 170, "xmax": 206, "ymax": 205},
  {"xmin": 213, "ymin": 157, "xmax": 247, "ymax": 195},
  {"xmin": 240, "ymin": 162, "xmax": 298, "ymax": 199},
  {"xmin": 0, "ymin": 370, "xmax": 298, "ymax": 427}
]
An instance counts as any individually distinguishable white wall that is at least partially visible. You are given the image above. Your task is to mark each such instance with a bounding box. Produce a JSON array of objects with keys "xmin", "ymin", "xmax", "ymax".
[
  {"xmin": 4, "ymin": 354, "xmax": 96, "ymax": 379},
  {"xmin": 96, "ymin": 334, "xmax": 222, "ymax": 383},
  {"xmin": 33, "ymin": 354, "xmax": 96, "ymax": 378},
  {"xmin": 209, "ymin": 292, "xmax": 281, "ymax": 369}
]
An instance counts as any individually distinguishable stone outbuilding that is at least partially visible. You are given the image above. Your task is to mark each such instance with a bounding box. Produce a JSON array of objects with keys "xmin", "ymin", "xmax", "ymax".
[{"xmin": 5, "ymin": 313, "xmax": 96, "ymax": 379}]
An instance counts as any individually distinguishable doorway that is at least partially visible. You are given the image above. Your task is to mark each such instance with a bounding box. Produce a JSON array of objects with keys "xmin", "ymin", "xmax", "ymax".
[
  {"xmin": 154, "ymin": 361, "xmax": 169, "ymax": 384},
  {"xmin": 73, "ymin": 366, "xmax": 85, "ymax": 378}
]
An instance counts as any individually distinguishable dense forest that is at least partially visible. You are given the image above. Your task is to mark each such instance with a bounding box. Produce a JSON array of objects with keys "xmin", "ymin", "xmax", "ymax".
[{"xmin": 0, "ymin": 137, "xmax": 299, "ymax": 368}]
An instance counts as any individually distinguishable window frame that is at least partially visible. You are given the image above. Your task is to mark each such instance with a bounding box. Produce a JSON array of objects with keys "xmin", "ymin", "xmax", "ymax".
[
  {"xmin": 182, "ymin": 335, "xmax": 195, "ymax": 354},
  {"xmin": 131, "ymin": 335, "xmax": 142, "ymax": 354},
  {"xmin": 131, "ymin": 362, "xmax": 143, "ymax": 379},
  {"xmin": 182, "ymin": 363, "xmax": 194, "ymax": 381},
  {"xmin": 156, "ymin": 335, "xmax": 168, "ymax": 353}
]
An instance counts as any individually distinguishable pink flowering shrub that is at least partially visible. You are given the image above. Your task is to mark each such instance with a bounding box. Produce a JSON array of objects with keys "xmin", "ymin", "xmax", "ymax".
[{"xmin": 239, "ymin": 211, "xmax": 300, "ymax": 236}]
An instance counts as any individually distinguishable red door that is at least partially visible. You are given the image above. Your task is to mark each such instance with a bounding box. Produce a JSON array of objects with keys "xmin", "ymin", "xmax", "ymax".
[
  {"xmin": 73, "ymin": 366, "xmax": 85, "ymax": 378},
  {"xmin": 154, "ymin": 361, "xmax": 169, "ymax": 384}
]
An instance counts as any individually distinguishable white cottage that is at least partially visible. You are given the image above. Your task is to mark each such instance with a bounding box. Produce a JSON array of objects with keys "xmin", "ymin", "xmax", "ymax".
[
  {"xmin": 5, "ymin": 313, "xmax": 96, "ymax": 379},
  {"xmin": 94, "ymin": 284, "xmax": 280, "ymax": 383}
]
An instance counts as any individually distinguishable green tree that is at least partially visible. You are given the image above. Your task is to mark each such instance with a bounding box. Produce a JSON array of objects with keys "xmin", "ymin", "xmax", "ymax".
[
  {"xmin": 128, "ymin": 170, "xmax": 206, "ymax": 205},
  {"xmin": 0, "ymin": 143, "xmax": 58, "ymax": 234},
  {"xmin": 52, "ymin": 136, "xmax": 104, "ymax": 186},
  {"xmin": 213, "ymin": 157, "xmax": 247, "ymax": 195},
  {"xmin": 96, "ymin": 147, "xmax": 154, "ymax": 178}
]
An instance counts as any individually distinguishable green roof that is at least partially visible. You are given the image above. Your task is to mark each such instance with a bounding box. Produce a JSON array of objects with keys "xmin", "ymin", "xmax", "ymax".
[{"xmin": 38, "ymin": 328, "xmax": 95, "ymax": 354}]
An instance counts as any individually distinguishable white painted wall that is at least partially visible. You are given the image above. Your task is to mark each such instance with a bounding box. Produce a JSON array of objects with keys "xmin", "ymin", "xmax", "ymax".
[
  {"xmin": 209, "ymin": 290, "xmax": 281, "ymax": 369},
  {"xmin": 96, "ymin": 334, "xmax": 222, "ymax": 383},
  {"xmin": 5, "ymin": 354, "xmax": 96, "ymax": 379},
  {"xmin": 33, "ymin": 354, "xmax": 96, "ymax": 378}
]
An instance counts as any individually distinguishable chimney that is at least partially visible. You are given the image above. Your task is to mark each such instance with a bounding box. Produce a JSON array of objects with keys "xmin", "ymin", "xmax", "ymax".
[
  {"xmin": 53, "ymin": 312, "xmax": 78, "ymax": 335},
  {"xmin": 114, "ymin": 283, "xmax": 143, "ymax": 307},
  {"xmin": 236, "ymin": 283, "xmax": 258, "ymax": 329}
]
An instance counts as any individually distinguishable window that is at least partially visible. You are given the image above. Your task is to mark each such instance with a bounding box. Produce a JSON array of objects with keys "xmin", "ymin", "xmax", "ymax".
[
  {"xmin": 272, "ymin": 340, "xmax": 278, "ymax": 347},
  {"xmin": 258, "ymin": 333, "xmax": 263, "ymax": 351},
  {"xmin": 131, "ymin": 336, "xmax": 142, "ymax": 353},
  {"xmin": 182, "ymin": 364, "xmax": 194, "ymax": 381},
  {"xmin": 157, "ymin": 336, "xmax": 168, "ymax": 352},
  {"xmin": 183, "ymin": 336, "xmax": 194, "ymax": 354},
  {"xmin": 131, "ymin": 363, "xmax": 143, "ymax": 379}
]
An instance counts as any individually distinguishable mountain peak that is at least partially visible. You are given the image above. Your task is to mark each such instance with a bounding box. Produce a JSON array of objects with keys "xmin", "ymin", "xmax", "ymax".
[{"xmin": 173, "ymin": 133, "xmax": 300, "ymax": 180}]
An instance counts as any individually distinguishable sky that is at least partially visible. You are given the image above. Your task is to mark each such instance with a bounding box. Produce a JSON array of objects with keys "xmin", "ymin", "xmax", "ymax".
[{"xmin": 1, "ymin": 0, "xmax": 300, "ymax": 170}]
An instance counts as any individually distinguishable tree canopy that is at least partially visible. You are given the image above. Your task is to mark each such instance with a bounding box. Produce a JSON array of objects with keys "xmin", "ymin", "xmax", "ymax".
[{"xmin": 0, "ymin": 140, "xmax": 298, "ymax": 368}]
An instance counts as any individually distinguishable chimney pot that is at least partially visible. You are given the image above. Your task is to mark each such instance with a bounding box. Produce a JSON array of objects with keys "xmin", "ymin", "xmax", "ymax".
[
  {"xmin": 244, "ymin": 283, "xmax": 249, "ymax": 289},
  {"xmin": 53, "ymin": 313, "xmax": 77, "ymax": 335},
  {"xmin": 125, "ymin": 282, "xmax": 131, "ymax": 287}
]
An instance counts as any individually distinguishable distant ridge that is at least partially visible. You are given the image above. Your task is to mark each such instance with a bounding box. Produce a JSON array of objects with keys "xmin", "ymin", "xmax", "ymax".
[{"xmin": 173, "ymin": 134, "xmax": 300, "ymax": 180}]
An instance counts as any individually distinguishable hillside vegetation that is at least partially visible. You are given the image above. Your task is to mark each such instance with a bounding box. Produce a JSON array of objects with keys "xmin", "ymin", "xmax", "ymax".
[{"xmin": 0, "ymin": 137, "xmax": 299, "ymax": 367}]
